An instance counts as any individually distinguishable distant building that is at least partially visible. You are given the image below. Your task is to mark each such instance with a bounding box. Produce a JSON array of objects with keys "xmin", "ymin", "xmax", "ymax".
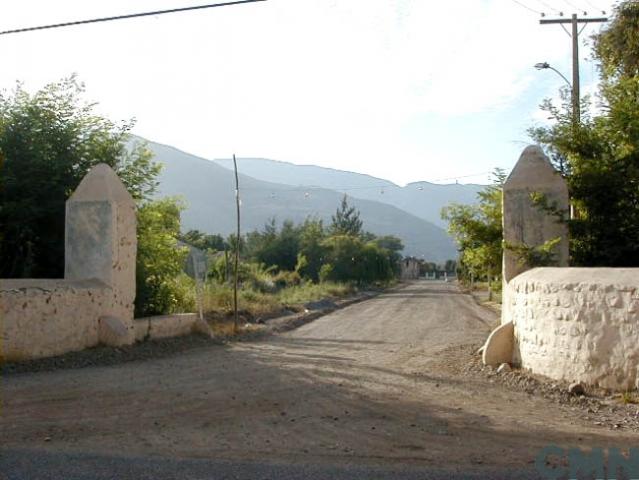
[{"xmin": 400, "ymin": 257, "xmax": 420, "ymax": 280}]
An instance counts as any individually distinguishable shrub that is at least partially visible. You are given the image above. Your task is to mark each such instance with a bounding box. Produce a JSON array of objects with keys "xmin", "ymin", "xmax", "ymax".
[
  {"xmin": 135, "ymin": 198, "xmax": 191, "ymax": 317},
  {"xmin": 272, "ymin": 270, "xmax": 302, "ymax": 288}
]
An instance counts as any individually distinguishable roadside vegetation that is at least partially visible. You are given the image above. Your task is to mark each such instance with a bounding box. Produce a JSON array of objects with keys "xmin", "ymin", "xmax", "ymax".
[
  {"xmin": 179, "ymin": 197, "xmax": 403, "ymax": 325},
  {"xmin": 441, "ymin": 170, "xmax": 504, "ymax": 301},
  {"xmin": 0, "ymin": 81, "xmax": 403, "ymax": 320},
  {"xmin": 529, "ymin": 0, "xmax": 639, "ymax": 267}
]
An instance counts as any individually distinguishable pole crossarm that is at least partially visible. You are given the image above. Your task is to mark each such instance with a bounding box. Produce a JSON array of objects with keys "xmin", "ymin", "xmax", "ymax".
[
  {"xmin": 540, "ymin": 17, "xmax": 608, "ymax": 24},
  {"xmin": 539, "ymin": 14, "xmax": 608, "ymax": 124}
]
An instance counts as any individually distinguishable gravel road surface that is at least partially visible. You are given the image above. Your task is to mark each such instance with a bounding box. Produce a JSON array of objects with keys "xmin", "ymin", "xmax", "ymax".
[{"xmin": 2, "ymin": 281, "xmax": 637, "ymax": 479}]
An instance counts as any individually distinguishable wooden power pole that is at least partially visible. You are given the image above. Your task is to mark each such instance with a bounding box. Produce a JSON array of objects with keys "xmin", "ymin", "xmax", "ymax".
[
  {"xmin": 233, "ymin": 154, "xmax": 241, "ymax": 333},
  {"xmin": 540, "ymin": 14, "xmax": 608, "ymax": 123}
]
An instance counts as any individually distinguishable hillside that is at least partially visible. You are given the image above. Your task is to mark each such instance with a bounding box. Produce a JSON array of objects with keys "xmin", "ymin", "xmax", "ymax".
[
  {"xmin": 213, "ymin": 157, "xmax": 483, "ymax": 228},
  {"xmin": 143, "ymin": 139, "xmax": 457, "ymax": 261}
]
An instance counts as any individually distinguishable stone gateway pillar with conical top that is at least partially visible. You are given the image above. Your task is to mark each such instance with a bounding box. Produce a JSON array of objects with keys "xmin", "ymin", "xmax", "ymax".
[
  {"xmin": 65, "ymin": 163, "xmax": 137, "ymax": 343},
  {"xmin": 502, "ymin": 145, "xmax": 569, "ymax": 283},
  {"xmin": 483, "ymin": 145, "xmax": 569, "ymax": 367}
]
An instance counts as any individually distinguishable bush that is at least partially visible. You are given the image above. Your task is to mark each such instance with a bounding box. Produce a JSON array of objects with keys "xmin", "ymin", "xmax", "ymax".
[
  {"xmin": 272, "ymin": 270, "xmax": 302, "ymax": 288},
  {"xmin": 319, "ymin": 235, "xmax": 394, "ymax": 284},
  {"xmin": 135, "ymin": 198, "xmax": 191, "ymax": 317},
  {"xmin": 319, "ymin": 263, "xmax": 334, "ymax": 283}
]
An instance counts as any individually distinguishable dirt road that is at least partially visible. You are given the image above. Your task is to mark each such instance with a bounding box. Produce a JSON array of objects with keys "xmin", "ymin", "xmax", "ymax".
[{"xmin": 2, "ymin": 281, "xmax": 638, "ymax": 478}]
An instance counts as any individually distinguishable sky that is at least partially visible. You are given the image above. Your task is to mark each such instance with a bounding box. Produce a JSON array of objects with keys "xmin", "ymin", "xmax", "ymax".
[{"xmin": 0, "ymin": 0, "xmax": 617, "ymax": 186}]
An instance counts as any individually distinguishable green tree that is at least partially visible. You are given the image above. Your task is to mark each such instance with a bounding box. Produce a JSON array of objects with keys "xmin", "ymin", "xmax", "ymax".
[
  {"xmin": 297, "ymin": 217, "xmax": 327, "ymax": 282},
  {"xmin": 0, "ymin": 77, "xmax": 160, "ymax": 278},
  {"xmin": 247, "ymin": 220, "xmax": 300, "ymax": 272},
  {"xmin": 320, "ymin": 235, "xmax": 393, "ymax": 284},
  {"xmin": 330, "ymin": 195, "xmax": 363, "ymax": 236},
  {"xmin": 529, "ymin": 1, "xmax": 639, "ymax": 266},
  {"xmin": 441, "ymin": 169, "xmax": 505, "ymax": 294},
  {"xmin": 373, "ymin": 235, "xmax": 404, "ymax": 276},
  {"xmin": 181, "ymin": 229, "xmax": 227, "ymax": 252},
  {"xmin": 135, "ymin": 198, "xmax": 193, "ymax": 317},
  {"xmin": 444, "ymin": 259, "xmax": 457, "ymax": 273}
]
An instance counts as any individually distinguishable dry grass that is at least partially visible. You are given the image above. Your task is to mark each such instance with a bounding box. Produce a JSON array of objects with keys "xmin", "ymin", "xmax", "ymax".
[{"xmin": 200, "ymin": 280, "xmax": 358, "ymax": 338}]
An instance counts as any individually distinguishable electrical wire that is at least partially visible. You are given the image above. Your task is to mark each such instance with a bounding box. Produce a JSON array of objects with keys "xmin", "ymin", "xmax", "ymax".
[
  {"xmin": 561, "ymin": 0, "xmax": 588, "ymax": 14},
  {"xmin": 534, "ymin": 0, "xmax": 563, "ymax": 15},
  {"xmin": 584, "ymin": 0, "xmax": 606, "ymax": 14},
  {"xmin": 510, "ymin": 0, "xmax": 544, "ymax": 15},
  {"xmin": 238, "ymin": 171, "xmax": 495, "ymax": 193},
  {"xmin": 0, "ymin": 0, "xmax": 267, "ymax": 36}
]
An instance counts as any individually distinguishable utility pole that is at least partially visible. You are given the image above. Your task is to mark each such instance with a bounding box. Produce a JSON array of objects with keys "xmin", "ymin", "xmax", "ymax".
[
  {"xmin": 232, "ymin": 154, "xmax": 241, "ymax": 334},
  {"xmin": 540, "ymin": 14, "xmax": 607, "ymax": 123}
]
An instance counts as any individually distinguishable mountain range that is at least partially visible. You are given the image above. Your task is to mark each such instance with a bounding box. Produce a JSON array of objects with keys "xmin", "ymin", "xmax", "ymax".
[
  {"xmin": 212, "ymin": 158, "xmax": 483, "ymax": 228},
  {"xmin": 141, "ymin": 138, "xmax": 483, "ymax": 262}
]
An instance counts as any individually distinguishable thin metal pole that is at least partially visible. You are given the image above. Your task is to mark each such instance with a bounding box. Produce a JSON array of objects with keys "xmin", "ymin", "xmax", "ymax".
[{"xmin": 233, "ymin": 154, "xmax": 241, "ymax": 333}]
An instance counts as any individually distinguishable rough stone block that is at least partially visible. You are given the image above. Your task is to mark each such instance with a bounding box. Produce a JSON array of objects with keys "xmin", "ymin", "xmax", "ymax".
[
  {"xmin": 98, "ymin": 315, "xmax": 130, "ymax": 347},
  {"xmin": 482, "ymin": 321, "xmax": 514, "ymax": 367}
]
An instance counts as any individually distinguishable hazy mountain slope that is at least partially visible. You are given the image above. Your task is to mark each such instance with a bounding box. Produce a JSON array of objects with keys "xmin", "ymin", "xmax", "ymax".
[
  {"xmin": 213, "ymin": 158, "xmax": 483, "ymax": 227},
  {"xmin": 145, "ymin": 140, "xmax": 457, "ymax": 261}
]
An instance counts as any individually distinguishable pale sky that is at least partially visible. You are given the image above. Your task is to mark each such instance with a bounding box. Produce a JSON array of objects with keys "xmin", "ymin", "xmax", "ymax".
[{"xmin": 0, "ymin": 0, "xmax": 616, "ymax": 185}]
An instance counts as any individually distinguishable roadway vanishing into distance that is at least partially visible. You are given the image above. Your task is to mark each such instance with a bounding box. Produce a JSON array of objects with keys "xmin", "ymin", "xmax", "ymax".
[{"xmin": 2, "ymin": 281, "xmax": 636, "ymax": 479}]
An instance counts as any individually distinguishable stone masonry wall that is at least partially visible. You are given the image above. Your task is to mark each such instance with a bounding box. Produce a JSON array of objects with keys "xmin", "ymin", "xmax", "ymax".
[
  {"xmin": 507, "ymin": 267, "xmax": 639, "ymax": 390},
  {"xmin": 1, "ymin": 279, "xmax": 112, "ymax": 361},
  {"xmin": 1, "ymin": 164, "xmax": 137, "ymax": 362}
]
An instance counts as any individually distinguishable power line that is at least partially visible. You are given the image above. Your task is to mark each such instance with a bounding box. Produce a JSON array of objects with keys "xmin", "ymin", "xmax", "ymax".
[
  {"xmin": 510, "ymin": 0, "xmax": 543, "ymax": 15},
  {"xmin": 0, "ymin": 0, "xmax": 267, "ymax": 36},
  {"xmin": 584, "ymin": 0, "xmax": 607, "ymax": 14},
  {"xmin": 534, "ymin": 0, "xmax": 563, "ymax": 15},
  {"xmin": 240, "ymin": 171, "xmax": 495, "ymax": 194},
  {"xmin": 561, "ymin": 0, "xmax": 589, "ymax": 14}
]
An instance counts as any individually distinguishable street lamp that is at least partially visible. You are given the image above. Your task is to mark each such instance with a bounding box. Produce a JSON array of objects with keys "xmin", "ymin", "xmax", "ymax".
[
  {"xmin": 534, "ymin": 62, "xmax": 571, "ymax": 89},
  {"xmin": 535, "ymin": 61, "xmax": 579, "ymax": 124}
]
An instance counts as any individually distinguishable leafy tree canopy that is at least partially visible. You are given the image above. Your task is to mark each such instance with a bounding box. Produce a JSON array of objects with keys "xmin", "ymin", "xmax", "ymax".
[
  {"xmin": 529, "ymin": 1, "xmax": 639, "ymax": 266},
  {"xmin": 441, "ymin": 169, "xmax": 505, "ymax": 285},
  {"xmin": 0, "ymin": 76, "xmax": 160, "ymax": 277}
]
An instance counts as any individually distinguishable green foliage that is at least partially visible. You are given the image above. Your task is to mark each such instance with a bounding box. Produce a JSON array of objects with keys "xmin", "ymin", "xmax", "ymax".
[
  {"xmin": 272, "ymin": 270, "xmax": 302, "ymax": 289},
  {"xmin": 320, "ymin": 235, "xmax": 394, "ymax": 284},
  {"xmin": 319, "ymin": 263, "xmax": 334, "ymax": 283},
  {"xmin": 180, "ymin": 229, "xmax": 227, "ymax": 252},
  {"xmin": 330, "ymin": 195, "xmax": 363, "ymax": 236},
  {"xmin": 297, "ymin": 218, "xmax": 327, "ymax": 282},
  {"xmin": 529, "ymin": 1, "xmax": 639, "ymax": 266},
  {"xmin": 276, "ymin": 281, "xmax": 356, "ymax": 305},
  {"xmin": 238, "ymin": 262, "xmax": 277, "ymax": 293},
  {"xmin": 441, "ymin": 169, "xmax": 505, "ymax": 285},
  {"xmin": 135, "ymin": 198, "xmax": 193, "ymax": 317},
  {"xmin": 201, "ymin": 278, "xmax": 356, "ymax": 319},
  {"xmin": 444, "ymin": 259, "xmax": 457, "ymax": 273},
  {"xmin": 504, "ymin": 237, "xmax": 562, "ymax": 268},
  {"xmin": 373, "ymin": 235, "xmax": 404, "ymax": 276},
  {"xmin": 246, "ymin": 219, "xmax": 300, "ymax": 272},
  {"xmin": 240, "ymin": 213, "xmax": 399, "ymax": 285},
  {"xmin": 0, "ymin": 76, "xmax": 160, "ymax": 278}
]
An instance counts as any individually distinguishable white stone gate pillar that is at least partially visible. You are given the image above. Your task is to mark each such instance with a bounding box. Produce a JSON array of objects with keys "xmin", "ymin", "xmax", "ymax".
[
  {"xmin": 502, "ymin": 145, "xmax": 569, "ymax": 283},
  {"xmin": 65, "ymin": 164, "xmax": 137, "ymax": 342}
]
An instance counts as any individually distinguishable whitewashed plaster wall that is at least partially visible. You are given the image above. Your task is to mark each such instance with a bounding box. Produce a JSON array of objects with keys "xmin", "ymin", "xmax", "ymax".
[
  {"xmin": 0, "ymin": 279, "xmax": 112, "ymax": 361},
  {"xmin": 507, "ymin": 267, "xmax": 639, "ymax": 390}
]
